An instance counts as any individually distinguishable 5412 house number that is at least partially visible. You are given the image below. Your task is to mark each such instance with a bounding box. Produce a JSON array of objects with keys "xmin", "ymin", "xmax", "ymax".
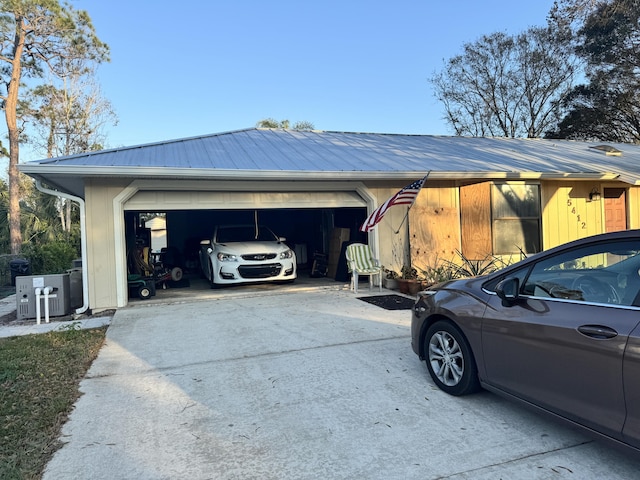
[{"xmin": 567, "ymin": 199, "xmax": 587, "ymax": 229}]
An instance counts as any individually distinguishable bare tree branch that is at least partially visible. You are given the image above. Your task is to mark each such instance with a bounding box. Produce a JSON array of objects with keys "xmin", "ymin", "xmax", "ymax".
[{"xmin": 430, "ymin": 27, "xmax": 577, "ymax": 138}]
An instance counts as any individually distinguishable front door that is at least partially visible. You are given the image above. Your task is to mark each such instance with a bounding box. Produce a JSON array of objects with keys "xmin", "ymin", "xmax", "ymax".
[{"xmin": 604, "ymin": 188, "xmax": 627, "ymax": 232}]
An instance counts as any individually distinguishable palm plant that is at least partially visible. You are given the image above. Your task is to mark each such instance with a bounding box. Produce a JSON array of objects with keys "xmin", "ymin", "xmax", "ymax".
[{"xmin": 444, "ymin": 250, "xmax": 518, "ymax": 278}]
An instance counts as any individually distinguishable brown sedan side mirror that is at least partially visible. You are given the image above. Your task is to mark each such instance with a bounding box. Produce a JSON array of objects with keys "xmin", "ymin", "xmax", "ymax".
[{"xmin": 495, "ymin": 277, "xmax": 520, "ymax": 307}]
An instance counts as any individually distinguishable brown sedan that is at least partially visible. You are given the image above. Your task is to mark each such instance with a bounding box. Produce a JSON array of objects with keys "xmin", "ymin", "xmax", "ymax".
[{"xmin": 411, "ymin": 229, "xmax": 640, "ymax": 454}]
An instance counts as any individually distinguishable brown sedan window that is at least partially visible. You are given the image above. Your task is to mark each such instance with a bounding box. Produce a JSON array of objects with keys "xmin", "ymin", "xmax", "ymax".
[{"xmin": 522, "ymin": 240, "xmax": 640, "ymax": 306}]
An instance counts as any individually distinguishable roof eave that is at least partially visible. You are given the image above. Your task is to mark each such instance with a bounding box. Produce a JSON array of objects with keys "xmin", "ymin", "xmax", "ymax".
[{"xmin": 18, "ymin": 165, "xmax": 624, "ymax": 182}]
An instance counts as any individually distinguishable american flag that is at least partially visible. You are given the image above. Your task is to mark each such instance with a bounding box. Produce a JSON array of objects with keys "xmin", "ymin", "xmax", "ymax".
[{"xmin": 360, "ymin": 175, "xmax": 428, "ymax": 232}]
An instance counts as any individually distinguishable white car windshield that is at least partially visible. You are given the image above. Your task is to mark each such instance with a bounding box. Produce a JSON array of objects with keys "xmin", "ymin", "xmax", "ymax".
[{"xmin": 215, "ymin": 226, "xmax": 278, "ymax": 243}]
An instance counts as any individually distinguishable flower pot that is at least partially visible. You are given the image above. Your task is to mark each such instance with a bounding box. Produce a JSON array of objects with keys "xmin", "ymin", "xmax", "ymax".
[
  {"xmin": 383, "ymin": 278, "xmax": 398, "ymax": 290},
  {"xmin": 397, "ymin": 278, "xmax": 421, "ymax": 295}
]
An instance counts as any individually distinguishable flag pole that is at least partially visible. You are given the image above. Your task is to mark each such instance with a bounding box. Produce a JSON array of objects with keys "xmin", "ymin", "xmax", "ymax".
[
  {"xmin": 393, "ymin": 171, "xmax": 429, "ymax": 235},
  {"xmin": 393, "ymin": 208, "xmax": 410, "ymax": 235},
  {"xmin": 360, "ymin": 171, "xmax": 430, "ymax": 234}
]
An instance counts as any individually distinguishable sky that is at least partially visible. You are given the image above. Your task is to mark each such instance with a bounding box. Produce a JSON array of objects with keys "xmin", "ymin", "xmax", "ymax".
[{"xmin": 26, "ymin": 0, "xmax": 557, "ymax": 159}]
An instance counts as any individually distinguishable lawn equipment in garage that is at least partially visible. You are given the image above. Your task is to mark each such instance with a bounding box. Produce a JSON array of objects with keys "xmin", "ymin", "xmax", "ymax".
[
  {"xmin": 127, "ymin": 244, "xmax": 184, "ymax": 299},
  {"xmin": 127, "ymin": 274, "xmax": 155, "ymax": 300}
]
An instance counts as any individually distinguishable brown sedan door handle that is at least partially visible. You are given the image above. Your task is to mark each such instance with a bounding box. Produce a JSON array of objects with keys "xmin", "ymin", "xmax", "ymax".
[{"xmin": 577, "ymin": 325, "xmax": 618, "ymax": 339}]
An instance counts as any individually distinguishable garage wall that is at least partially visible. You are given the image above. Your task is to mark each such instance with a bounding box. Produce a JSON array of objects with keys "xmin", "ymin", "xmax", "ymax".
[{"xmin": 85, "ymin": 178, "xmax": 133, "ymax": 310}]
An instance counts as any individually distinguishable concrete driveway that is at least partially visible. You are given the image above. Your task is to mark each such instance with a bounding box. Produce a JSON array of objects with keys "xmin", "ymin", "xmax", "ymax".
[{"xmin": 43, "ymin": 287, "xmax": 640, "ymax": 479}]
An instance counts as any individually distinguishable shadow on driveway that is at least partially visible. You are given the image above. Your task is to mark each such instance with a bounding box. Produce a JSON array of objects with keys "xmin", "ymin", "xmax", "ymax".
[{"xmin": 43, "ymin": 288, "xmax": 640, "ymax": 480}]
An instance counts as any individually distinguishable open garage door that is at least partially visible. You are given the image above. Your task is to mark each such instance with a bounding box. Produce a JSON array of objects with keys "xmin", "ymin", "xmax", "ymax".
[
  {"xmin": 123, "ymin": 188, "xmax": 369, "ymax": 270},
  {"xmin": 114, "ymin": 181, "xmax": 375, "ymax": 305},
  {"xmin": 123, "ymin": 190, "xmax": 367, "ymax": 210},
  {"xmin": 122, "ymin": 188, "xmax": 369, "ymax": 297}
]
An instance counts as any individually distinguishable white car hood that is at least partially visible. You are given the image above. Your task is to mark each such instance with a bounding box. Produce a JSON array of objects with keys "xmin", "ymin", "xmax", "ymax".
[{"xmin": 214, "ymin": 241, "xmax": 288, "ymax": 254}]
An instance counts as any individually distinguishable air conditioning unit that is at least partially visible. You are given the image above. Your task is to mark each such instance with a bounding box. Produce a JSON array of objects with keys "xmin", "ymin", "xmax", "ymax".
[{"xmin": 16, "ymin": 274, "xmax": 71, "ymax": 320}]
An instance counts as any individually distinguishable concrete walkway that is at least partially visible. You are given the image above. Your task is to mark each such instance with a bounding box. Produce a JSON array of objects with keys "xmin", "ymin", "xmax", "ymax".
[
  {"xmin": 40, "ymin": 287, "xmax": 640, "ymax": 479},
  {"xmin": 0, "ymin": 275, "xmax": 343, "ymax": 338}
]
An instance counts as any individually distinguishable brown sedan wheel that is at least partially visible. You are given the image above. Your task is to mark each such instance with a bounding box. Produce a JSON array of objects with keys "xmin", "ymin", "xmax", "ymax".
[{"xmin": 424, "ymin": 320, "xmax": 481, "ymax": 396}]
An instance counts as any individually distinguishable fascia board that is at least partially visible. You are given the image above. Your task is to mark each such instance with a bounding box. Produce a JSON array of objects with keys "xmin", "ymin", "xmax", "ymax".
[{"xmin": 18, "ymin": 164, "xmax": 622, "ymax": 180}]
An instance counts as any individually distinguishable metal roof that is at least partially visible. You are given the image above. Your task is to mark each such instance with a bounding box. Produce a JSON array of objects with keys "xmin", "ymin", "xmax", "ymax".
[{"xmin": 19, "ymin": 128, "xmax": 640, "ymax": 197}]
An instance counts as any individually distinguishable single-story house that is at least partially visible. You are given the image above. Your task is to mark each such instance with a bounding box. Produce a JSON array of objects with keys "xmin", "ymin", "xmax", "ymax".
[{"xmin": 18, "ymin": 128, "xmax": 640, "ymax": 312}]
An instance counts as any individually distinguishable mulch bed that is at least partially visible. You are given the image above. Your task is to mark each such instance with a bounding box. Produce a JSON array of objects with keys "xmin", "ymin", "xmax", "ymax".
[{"xmin": 357, "ymin": 294, "xmax": 415, "ymax": 310}]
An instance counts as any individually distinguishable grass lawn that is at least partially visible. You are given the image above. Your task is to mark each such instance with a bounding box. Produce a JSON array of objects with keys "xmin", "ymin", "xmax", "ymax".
[{"xmin": 0, "ymin": 326, "xmax": 107, "ymax": 479}]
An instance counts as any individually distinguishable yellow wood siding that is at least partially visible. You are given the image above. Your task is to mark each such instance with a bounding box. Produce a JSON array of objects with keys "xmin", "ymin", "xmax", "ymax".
[
  {"xmin": 543, "ymin": 182, "xmax": 606, "ymax": 250},
  {"xmin": 628, "ymin": 186, "xmax": 640, "ymax": 229}
]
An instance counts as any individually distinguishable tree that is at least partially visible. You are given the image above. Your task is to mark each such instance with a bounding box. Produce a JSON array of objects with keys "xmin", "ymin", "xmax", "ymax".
[
  {"xmin": 547, "ymin": 0, "xmax": 640, "ymax": 142},
  {"xmin": 0, "ymin": 0, "xmax": 109, "ymax": 254},
  {"xmin": 548, "ymin": 0, "xmax": 602, "ymax": 30},
  {"xmin": 20, "ymin": 179, "xmax": 73, "ymax": 243},
  {"xmin": 29, "ymin": 71, "xmax": 116, "ymax": 158},
  {"xmin": 25, "ymin": 67, "xmax": 116, "ymax": 231},
  {"xmin": 256, "ymin": 118, "xmax": 315, "ymax": 130},
  {"xmin": 431, "ymin": 27, "xmax": 577, "ymax": 138},
  {"xmin": 0, "ymin": 177, "xmax": 9, "ymax": 253}
]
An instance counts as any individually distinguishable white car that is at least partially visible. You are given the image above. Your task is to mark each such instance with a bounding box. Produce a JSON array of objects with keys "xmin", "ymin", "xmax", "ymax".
[{"xmin": 199, "ymin": 225, "xmax": 297, "ymax": 287}]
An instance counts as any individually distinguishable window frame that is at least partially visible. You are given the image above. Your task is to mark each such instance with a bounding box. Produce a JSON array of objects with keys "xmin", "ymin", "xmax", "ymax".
[
  {"xmin": 491, "ymin": 182, "xmax": 541, "ymax": 255},
  {"xmin": 517, "ymin": 239, "xmax": 640, "ymax": 306}
]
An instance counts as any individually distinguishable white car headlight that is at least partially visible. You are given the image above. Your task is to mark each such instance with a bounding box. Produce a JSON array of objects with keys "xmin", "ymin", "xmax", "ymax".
[
  {"xmin": 280, "ymin": 249, "xmax": 294, "ymax": 259},
  {"xmin": 217, "ymin": 252, "xmax": 238, "ymax": 262}
]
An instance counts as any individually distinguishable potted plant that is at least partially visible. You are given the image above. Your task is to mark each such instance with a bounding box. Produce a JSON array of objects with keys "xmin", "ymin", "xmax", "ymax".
[
  {"xmin": 397, "ymin": 265, "xmax": 422, "ymax": 295},
  {"xmin": 382, "ymin": 268, "xmax": 399, "ymax": 290}
]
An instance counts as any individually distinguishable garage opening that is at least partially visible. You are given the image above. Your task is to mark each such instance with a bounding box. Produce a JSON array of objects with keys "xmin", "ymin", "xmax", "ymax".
[
  {"xmin": 119, "ymin": 184, "xmax": 373, "ymax": 301},
  {"xmin": 124, "ymin": 207, "xmax": 368, "ymax": 298}
]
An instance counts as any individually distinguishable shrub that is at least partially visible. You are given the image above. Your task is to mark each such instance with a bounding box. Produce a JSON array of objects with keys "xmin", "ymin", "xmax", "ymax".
[
  {"xmin": 444, "ymin": 250, "xmax": 506, "ymax": 278},
  {"xmin": 21, "ymin": 240, "xmax": 79, "ymax": 275},
  {"xmin": 419, "ymin": 249, "xmax": 524, "ymax": 285}
]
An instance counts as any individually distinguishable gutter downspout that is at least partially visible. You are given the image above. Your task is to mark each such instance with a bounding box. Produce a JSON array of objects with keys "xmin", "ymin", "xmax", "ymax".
[{"xmin": 35, "ymin": 180, "xmax": 89, "ymax": 315}]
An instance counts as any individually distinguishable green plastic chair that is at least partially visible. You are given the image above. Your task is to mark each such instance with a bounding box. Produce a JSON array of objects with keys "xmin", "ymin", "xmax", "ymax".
[{"xmin": 345, "ymin": 243, "xmax": 382, "ymax": 293}]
